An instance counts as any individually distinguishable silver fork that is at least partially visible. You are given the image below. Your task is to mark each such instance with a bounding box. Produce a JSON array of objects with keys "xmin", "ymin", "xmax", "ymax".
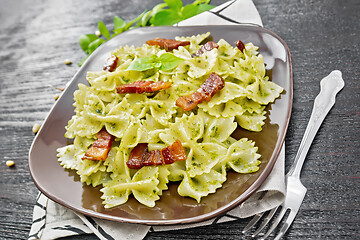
[{"xmin": 243, "ymin": 70, "xmax": 345, "ymax": 239}]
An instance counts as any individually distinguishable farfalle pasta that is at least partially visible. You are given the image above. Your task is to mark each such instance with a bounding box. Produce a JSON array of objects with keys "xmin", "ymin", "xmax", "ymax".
[{"xmin": 57, "ymin": 32, "xmax": 283, "ymax": 208}]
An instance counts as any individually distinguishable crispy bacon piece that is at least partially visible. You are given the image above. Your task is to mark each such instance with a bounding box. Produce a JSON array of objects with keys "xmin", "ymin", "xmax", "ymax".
[
  {"xmin": 103, "ymin": 55, "xmax": 119, "ymax": 72},
  {"xmin": 176, "ymin": 72, "xmax": 225, "ymax": 111},
  {"xmin": 127, "ymin": 143, "xmax": 149, "ymax": 169},
  {"xmin": 142, "ymin": 150, "xmax": 163, "ymax": 167},
  {"xmin": 161, "ymin": 147, "xmax": 174, "ymax": 165},
  {"xmin": 167, "ymin": 139, "xmax": 187, "ymax": 162},
  {"xmin": 126, "ymin": 140, "xmax": 187, "ymax": 169},
  {"xmin": 116, "ymin": 80, "xmax": 172, "ymax": 94},
  {"xmin": 146, "ymin": 38, "xmax": 190, "ymax": 52},
  {"xmin": 82, "ymin": 128, "xmax": 114, "ymax": 161},
  {"xmin": 192, "ymin": 41, "xmax": 219, "ymax": 57},
  {"xmin": 235, "ymin": 40, "xmax": 245, "ymax": 53},
  {"xmin": 175, "ymin": 91, "xmax": 204, "ymax": 112}
]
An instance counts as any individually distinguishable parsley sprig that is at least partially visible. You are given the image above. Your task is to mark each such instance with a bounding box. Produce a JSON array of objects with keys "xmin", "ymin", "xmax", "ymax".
[{"xmin": 78, "ymin": 0, "xmax": 214, "ymax": 66}]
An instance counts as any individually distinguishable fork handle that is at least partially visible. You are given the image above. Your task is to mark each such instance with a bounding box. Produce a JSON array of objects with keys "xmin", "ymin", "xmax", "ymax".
[{"xmin": 288, "ymin": 70, "xmax": 345, "ymax": 178}]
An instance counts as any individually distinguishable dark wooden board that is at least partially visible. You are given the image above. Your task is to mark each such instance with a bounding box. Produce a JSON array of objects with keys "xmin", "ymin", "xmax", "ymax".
[{"xmin": 0, "ymin": 0, "xmax": 359, "ymax": 239}]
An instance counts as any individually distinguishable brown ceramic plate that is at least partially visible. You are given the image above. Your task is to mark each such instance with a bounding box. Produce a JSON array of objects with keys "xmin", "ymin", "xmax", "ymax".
[{"xmin": 29, "ymin": 25, "xmax": 292, "ymax": 225}]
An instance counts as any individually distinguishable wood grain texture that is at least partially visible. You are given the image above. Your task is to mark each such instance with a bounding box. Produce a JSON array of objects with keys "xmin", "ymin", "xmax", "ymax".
[{"xmin": 0, "ymin": 0, "xmax": 359, "ymax": 239}]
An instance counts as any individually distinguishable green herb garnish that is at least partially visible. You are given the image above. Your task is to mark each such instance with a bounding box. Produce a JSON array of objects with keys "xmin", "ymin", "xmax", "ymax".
[
  {"xmin": 127, "ymin": 53, "xmax": 184, "ymax": 71},
  {"xmin": 78, "ymin": 0, "xmax": 214, "ymax": 66}
]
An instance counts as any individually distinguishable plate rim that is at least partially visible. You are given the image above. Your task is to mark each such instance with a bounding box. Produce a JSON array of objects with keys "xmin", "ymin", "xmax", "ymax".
[{"xmin": 29, "ymin": 24, "xmax": 293, "ymax": 225}]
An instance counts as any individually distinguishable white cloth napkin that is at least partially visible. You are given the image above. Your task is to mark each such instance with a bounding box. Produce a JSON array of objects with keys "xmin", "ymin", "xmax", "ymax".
[{"xmin": 28, "ymin": 0, "xmax": 285, "ymax": 239}]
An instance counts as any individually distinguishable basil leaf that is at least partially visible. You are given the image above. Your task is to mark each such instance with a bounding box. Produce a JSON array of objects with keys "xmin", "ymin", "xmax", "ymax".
[
  {"xmin": 150, "ymin": 9, "xmax": 182, "ymax": 26},
  {"xmin": 127, "ymin": 55, "xmax": 159, "ymax": 71},
  {"xmin": 78, "ymin": 34, "xmax": 98, "ymax": 53},
  {"xmin": 114, "ymin": 16, "xmax": 126, "ymax": 30},
  {"xmin": 138, "ymin": 11, "xmax": 153, "ymax": 27},
  {"xmin": 149, "ymin": 2, "xmax": 168, "ymax": 17},
  {"xmin": 164, "ymin": 0, "xmax": 183, "ymax": 11},
  {"xmin": 78, "ymin": 35, "xmax": 91, "ymax": 52},
  {"xmin": 86, "ymin": 34, "xmax": 99, "ymax": 42},
  {"xmin": 181, "ymin": 4, "xmax": 199, "ymax": 19},
  {"xmin": 196, "ymin": 3, "xmax": 215, "ymax": 13},
  {"xmin": 98, "ymin": 21, "xmax": 110, "ymax": 39},
  {"xmin": 138, "ymin": 3, "xmax": 168, "ymax": 27},
  {"xmin": 88, "ymin": 38, "xmax": 105, "ymax": 53},
  {"xmin": 158, "ymin": 53, "xmax": 184, "ymax": 71},
  {"xmin": 126, "ymin": 53, "xmax": 183, "ymax": 72}
]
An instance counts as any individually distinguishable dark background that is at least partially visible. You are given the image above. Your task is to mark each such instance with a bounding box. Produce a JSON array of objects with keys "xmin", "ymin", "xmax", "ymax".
[{"xmin": 0, "ymin": 0, "xmax": 359, "ymax": 239}]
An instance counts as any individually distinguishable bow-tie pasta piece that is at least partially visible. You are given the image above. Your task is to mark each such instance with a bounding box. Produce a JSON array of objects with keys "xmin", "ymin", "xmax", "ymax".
[
  {"xmin": 222, "ymin": 97, "xmax": 264, "ymax": 118},
  {"xmin": 246, "ymin": 77, "xmax": 284, "ymax": 105},
  {"xmin": 149, "ymin": 99, "xmax": 176, "ymax": 127},
  {"xmin": 186, "ymin": 142, "xmax": 227, "ymax": 178},
  {"xmin": 72, "ymin": 84, "xmax": 88, "ymax": 114},
  {"xmin": 217, "ymin": 39, "xmax": 240, "ymax": 60},
  {"xmin": 65, "ymin": 94, "xmax": 106, "ymax": 138},
  {"xmin": 104, "ymin": 147, "xmax": 131, "ymax": 177},
  {"xmin": 186, "ymin": 49, "xmax": 218, "ymax": 79},
  {"xmin": 100, "ymin": 149, "xmax": 136, "ymax": 208},
  {"xmin": 101, "ymin": 173, "xmax": 132, "ymax": 209},
  {"xmin": 102, "ymin": 98, "xmax": 132, "ymax": 138},
  {"xmin": 123, "ymin": 93, "xmax": 149, "ymax": 120},
  {"xmin": 119, "ymin": 117, "xmax": 142, "ymax": 149},
  {"xmin": 65, "ymin": 115, "xmax": 103, "ymax": 139},
  {"xmin": 222, "ymin": 138, "xmax": 261, "ymax": 174},
  {"xmin": 126, "ymin": 166, "xmax": 161, "ymax": 207},
  {"xmin": 236, "ymin": 109, "xmax": 267, "ymax": 132},
  {"xmin": 166, "ymin": 161, "xmax": 186, "ymax": 182},
  {"xmin": 156, "ymin": 165, "xmax": 171, "ymax": 196},
  {"xmin": 175, "ymin": 32, "xmax": 211, "ymax": 53},
  {"xmin": 148, "ymin": 88, "xmax": 178, "ymax": 126},
  {"xmin": 87, "ymin": 71, "xmax": 118, "ymax": 91},
  {"xmin": 83, "ymin": 93, "xmax": 106, "ymax": 117},
  {"xmin": 159, "ymin": 113, "xmax": 204, "ymax": 145},
  {"xmin": 171, "ymin": 77, "xmax": 199, "ymax": 97},
  {"xmin": 202, "ymin": 115, "xmax": 237, "ymax": 143},
  {"xmin": 178, "ymin": 169, "xmax": 226, "ymax": 203},
  {"xmin": 140, "ymin": 114, "xmax": 166, "ymax": 144},
  {"xmin": 57, "ymin": 136, "xmax": 93, "ymax": 169}
]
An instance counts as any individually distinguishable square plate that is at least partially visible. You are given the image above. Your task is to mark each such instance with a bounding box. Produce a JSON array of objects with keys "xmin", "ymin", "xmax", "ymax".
[{"xmin": 29, "ymin": 25, "xmax": 292, "ymax": 225}]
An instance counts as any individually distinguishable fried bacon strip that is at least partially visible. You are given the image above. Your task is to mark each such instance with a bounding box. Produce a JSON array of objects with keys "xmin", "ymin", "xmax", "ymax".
[
  {"xmin": 235, "ymin": 40, "xmax": 245, "ymax": 53},
  {"xmin": 116, "ymin": 80, "xmax": 172, "ymax": 94},
  {"xmin": 146, "ymin": 38, "xmax": 190, "ymax": 52},
  {"xmin": 82, "ymin": 128, "xmax": 114, "ymax": 161},
  {"xmin": 126, "ymin": 140, "xmax": 187, "ymax": 169},
  {"xmin": 103, "ymin": 55, "xmax": 119, "ymax": 72},
  {"xmin": 142, "ymin": 149, "xmax": 163, "ymax": 167},
  {"xmin": 127, "ymin": 143, "xmax": 148, "ymax": 169},
  {"xmin": 176, "ymin": 72, "xmax": 225, "ymax": 111},
  {"xmin": 192, "ymin": 41, "xmax": 219, "ymax": 57}
]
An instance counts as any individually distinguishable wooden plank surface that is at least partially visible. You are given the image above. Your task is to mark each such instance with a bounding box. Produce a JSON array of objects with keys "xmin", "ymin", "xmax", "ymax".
[{"xmin": 0, "ymin": 0, "xmax": 359, "ymax": 239}]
